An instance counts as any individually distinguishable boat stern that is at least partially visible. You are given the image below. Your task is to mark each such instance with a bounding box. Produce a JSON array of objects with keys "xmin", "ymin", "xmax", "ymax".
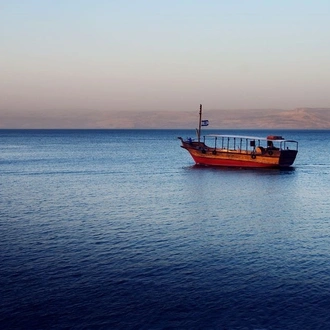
[{"xmin": 279, "ymin": 149, "xmax": 298, "ymax": 167}]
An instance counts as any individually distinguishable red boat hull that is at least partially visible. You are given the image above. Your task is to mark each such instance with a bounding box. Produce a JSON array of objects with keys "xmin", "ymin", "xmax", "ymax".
[
  {"xmin": 179, "ymin": 141, "xmax": 297, "ymax": 168},
  {"xmin": 190, "ymin": 154, "xmax": 279, "ymax": 168}
]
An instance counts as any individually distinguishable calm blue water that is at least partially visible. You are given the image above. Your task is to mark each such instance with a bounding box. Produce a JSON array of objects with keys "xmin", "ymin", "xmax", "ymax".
[{"xmin": 1, "ymin": 129, "xmax": 330, "ymax": 329}]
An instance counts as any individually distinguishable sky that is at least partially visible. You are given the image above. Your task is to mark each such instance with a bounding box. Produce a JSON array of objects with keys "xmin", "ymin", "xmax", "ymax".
[{"xmin": 1, "ymin": 0, "xmax": 330, "ymax": 122}]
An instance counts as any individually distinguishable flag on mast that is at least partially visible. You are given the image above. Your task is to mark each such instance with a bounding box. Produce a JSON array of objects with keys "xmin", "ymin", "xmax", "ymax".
[{"xmin": 201, "ymin": 119, "xmax": 209, "ymax": 126}]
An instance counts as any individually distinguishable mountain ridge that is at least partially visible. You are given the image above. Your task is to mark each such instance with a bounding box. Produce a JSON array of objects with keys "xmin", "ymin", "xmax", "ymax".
[{"xmin": 1, "ymin": 108, "xmax": 330, "ymax": 129}]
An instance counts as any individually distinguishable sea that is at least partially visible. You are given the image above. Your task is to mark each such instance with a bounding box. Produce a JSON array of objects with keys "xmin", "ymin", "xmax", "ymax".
[{"xmin": 1, "ymin": 129, "xmax": 330, "ymax": 330}]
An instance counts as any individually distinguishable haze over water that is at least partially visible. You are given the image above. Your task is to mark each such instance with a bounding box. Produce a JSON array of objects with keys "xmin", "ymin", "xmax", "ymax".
[{"xmin": 1, "ymin": 129, "xmax": 330, "ymax": 329}]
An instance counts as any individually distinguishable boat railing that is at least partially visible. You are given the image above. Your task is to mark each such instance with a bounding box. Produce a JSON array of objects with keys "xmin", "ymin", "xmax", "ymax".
[{"xmin": 202, "ymin": 135, "xmax": 298, "ymax": 153}]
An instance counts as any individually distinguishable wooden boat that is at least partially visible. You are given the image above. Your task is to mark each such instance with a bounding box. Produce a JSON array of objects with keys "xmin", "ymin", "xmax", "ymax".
[{"xmin": 178, "ymin": 105, "xmax": 298, "ymax": 168}]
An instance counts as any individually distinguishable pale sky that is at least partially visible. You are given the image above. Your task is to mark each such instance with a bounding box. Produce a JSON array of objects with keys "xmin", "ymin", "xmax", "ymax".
[{"xmin": 1, "ymin": 0, "xmax": 330, "ymax": 118}]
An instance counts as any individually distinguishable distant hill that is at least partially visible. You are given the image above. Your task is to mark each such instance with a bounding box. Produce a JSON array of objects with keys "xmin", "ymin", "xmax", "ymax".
[
  {"xmin": 204, "ymin": 108, "xmax": 330, "ymax": 129},
  {"xmin": 1, "ymin": 108, "xmax": 330, "ymax": 129},
  {"xmin": 96, "ymin": 107, "xmax": 330, "ymax": 129}
]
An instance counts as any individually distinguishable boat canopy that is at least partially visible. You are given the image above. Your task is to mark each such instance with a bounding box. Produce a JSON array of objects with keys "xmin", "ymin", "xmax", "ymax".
[{"xmin": 205, "ymin": 134, "xmax": 296, "ymax": 142}]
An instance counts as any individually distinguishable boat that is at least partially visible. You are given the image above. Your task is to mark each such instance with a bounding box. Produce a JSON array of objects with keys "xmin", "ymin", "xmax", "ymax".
[{"xmin": 178, "ymin": 105, "xmax": 298, "ymax": 168}]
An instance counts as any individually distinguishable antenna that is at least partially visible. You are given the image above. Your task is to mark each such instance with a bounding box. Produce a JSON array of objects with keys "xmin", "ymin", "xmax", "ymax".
[{"xmin": 198, "ymin": 104, "xmax": 202, "ymax": 142}]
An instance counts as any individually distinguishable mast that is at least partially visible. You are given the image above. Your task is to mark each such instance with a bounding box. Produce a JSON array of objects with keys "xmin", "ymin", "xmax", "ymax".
[{"xmin": 198, "ymin": 104, "xmax": 202, "ymax": 142}]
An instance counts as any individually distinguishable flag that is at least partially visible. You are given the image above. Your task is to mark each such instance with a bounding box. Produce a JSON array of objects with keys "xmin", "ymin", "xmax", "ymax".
[{"xmin": 201, "ymin": 120, "xmax": 209, "ymax": 126}]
